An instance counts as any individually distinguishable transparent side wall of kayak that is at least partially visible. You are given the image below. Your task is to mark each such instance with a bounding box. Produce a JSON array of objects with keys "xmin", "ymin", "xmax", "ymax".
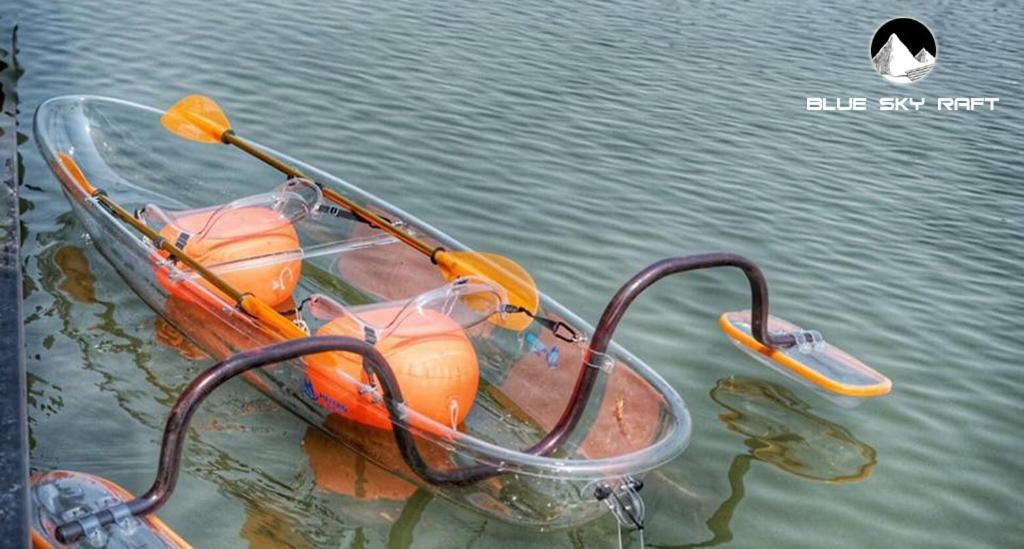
[{"xmin": 35, "ymin": 96, "xmax": 691, "ymax": 529}]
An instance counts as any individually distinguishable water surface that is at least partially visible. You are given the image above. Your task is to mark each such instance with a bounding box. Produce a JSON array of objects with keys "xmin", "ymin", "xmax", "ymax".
[{"xmin": 12, "ymin": 0, "xmax": 1023, "ymax": 546}]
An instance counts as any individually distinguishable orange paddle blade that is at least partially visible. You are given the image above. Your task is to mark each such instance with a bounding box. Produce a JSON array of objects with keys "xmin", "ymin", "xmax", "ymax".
[
  {"xmin": 435, "ymin": 251, "xmax": 538, "ymax": 332},
  {"xmin": 161, "ymin": 95, "xmax": 232, "ymax": 143},
  {"xmin": 57, "ymin": 153, "xmax": 96, "ymax": 195}
]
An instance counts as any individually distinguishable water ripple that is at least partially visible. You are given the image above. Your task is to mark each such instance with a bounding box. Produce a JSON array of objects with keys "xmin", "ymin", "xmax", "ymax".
[{"xmin": 14, "ymin": 0, "xmax": 1024, "ymax": 546}]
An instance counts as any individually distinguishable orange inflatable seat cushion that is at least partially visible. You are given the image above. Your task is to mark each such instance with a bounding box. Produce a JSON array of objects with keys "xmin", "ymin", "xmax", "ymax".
[
  {"xmin": 306, "ymin": 307, "xmax": 479, "ymax": 432},
  {"xmin": 156, "ymin": 206, "xmax": 301, "ymax": 307}
]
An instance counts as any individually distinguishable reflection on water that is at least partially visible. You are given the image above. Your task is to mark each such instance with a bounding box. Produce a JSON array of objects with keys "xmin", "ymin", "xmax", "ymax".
[
  {"xmin": 301, "ymin": 422, "xmax": 439, "ymax": 549},
  {"xmin": 303, "ymin": 422, "xmax": 416, "ymax": 513},
  {"xmin": 653, "ymin": 378, "xmax": 876, "ymax": 548},
  {"xmin": 17, "ymin": 0, "xmax": 1024, "ymax": 544},
  {"xmin": 710, "ymin": 377, "xmax": 876, "ymax": 483},
  {"xmin": 237, "ymin": 421, "xmax": 439, "ymax": 547},
  {"xmin": 53, "ymin": 245, "xmax": 96, "ymax": 303},
  {"xmin": 240, "ymin": 505, "xmax": 312, "ymax": 549},
  {"xmin": 30, "ymin": 221, "xmax": 165, "ymax": 428},
  {"xmin": 656, "ymin": 454, "xmax": 753, "ymax": 549},
  {"xmin": 386, "ymin": 490, "xmax": 434, "ymax": 549},
  {"xmin": 154, "ymin": 314, "xmax": 207, "ymax": 360}
]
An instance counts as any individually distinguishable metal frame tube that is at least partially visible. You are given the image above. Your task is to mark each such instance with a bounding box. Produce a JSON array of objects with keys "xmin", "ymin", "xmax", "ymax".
[
  {"xmin": 527, "ymin": 252, "xmax": 789, "ymax": 456},
  {"xmin": 57, "ymin": 253, "xmax": 788, "ymax": 543},
  {"xmin": 56, "ymin": 337, "xmax": 384, "ymax": 543}
]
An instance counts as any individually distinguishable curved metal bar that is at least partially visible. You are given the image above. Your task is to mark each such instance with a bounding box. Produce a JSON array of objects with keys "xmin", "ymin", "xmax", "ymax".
[
  {"xmin": 527, "ymin": 252, "xmax": 789, "ymax": 456},
  {"xmin": 398, "ymin": 253, "xmax": 792, "ymax": 481},
  {"xmin": 56, "ymin": 336, "xmax": 392, "ymax": 543},
  {"xmin": 57, "ymin": 253, "xmax": 789, "ymax": 542}
]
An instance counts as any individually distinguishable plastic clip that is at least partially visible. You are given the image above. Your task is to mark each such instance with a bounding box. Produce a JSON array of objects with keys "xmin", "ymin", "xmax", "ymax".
[
  {"xmin": 70, "ymin": 512, "xmax": 104, "ymax": 545},
  {"xmin": 550, "ymin": 320, "xmax": 584, "ymax": 344},
  {"xmin": 593, "ymin": 476, "xmax": 645, "ymax": 531},
  {"xmin": 792, "ymin": 329, "xmax": 825, "ymax": 353},
  {"xmin": 358, "ymin": 383, "xmax": 382, "ymax": 404},
  {"xmin": 108, "ymin": 503, "xmax": 139, "ymax": 534},
  {"xmin": 393, "ymin": 402, "xmax": 410, "ymax": 422},
  {"xmin": 174, "ymin": 232, "xmax": 191, "ymax": 250},
  {"xmin": 364, "ymin": 326, "xmax": 378, "ymax": 346},
  {"xmin": 585, "ymin": 350, "xmax": 615, "ymax": 374}
]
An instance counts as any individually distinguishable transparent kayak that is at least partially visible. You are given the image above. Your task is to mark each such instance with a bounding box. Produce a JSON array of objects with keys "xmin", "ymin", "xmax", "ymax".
[{"xmin": 34, "ymin": 95, "xmax": 692, "ymax": 530}]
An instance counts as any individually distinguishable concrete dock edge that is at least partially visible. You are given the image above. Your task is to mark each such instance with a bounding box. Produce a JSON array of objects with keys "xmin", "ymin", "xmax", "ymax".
[{"xmin": 0, "ymin": 20, "xmax": 29, "ymax": 546}]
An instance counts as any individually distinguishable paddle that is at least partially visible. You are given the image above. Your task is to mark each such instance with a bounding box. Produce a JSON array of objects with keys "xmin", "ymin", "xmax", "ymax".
[
  {"xmin": 161, "ymin": 95, "xmax": 538, "ymax": 331},
  {"xmin": 57, "ymin": 153, "xmax": 308, "ymax": 340}
]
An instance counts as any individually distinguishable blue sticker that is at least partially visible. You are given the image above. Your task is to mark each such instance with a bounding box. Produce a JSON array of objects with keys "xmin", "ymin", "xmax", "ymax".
[
  {"xmin": 525, "ymin": 332, "xmax": 546, "ymax": 354},
  {"xmin": 304, "ymin": 378, "xmax": 349, "ymax": 414},
  {"xmin": 546, "ymin": 346, "xmax": 561, "ymax": 369}
]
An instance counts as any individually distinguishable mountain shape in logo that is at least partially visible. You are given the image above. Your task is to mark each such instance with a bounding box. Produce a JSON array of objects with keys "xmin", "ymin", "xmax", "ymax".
[
  {"xmin": 871, "ymin": 33, "xmax": 934, "ymax": 83},
  {"xmin": 915, "ymin": 49, "xmax": 935, "ymax": 64}
]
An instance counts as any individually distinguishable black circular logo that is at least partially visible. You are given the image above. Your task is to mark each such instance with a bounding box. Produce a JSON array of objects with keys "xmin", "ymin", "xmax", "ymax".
[{"xmin": 870, "ymin": 18, "xmax": 937, "ymax": 84}]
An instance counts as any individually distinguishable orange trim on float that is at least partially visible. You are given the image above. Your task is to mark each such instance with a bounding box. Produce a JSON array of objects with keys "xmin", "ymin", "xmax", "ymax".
[
  {"xmin": 29, "ymin": 472, "xmax": 192, "ymax": 549},
  {"xmin": 30, "ymin": 529, "xmax": 53, "ymax": 549},
  {"xmin": 718, "ymin": 313, "xmax": 892, "ymax": 398}
]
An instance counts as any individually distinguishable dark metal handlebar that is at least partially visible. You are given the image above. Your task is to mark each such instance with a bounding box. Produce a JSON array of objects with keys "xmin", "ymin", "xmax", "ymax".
[
  {"xmin": 526, "ymin": 252, "xmax": 790, "ymax": 456},
  {"xmin": 390, "ymin": 253, "xmax": 791, "ymax": 480},
  {"xmin": 57, "ymin": 253, "xmax": 787, "ymax": 543},
  {"xmin": 56, "ymin": 337, "xmax": 394, "ymax": 543}
]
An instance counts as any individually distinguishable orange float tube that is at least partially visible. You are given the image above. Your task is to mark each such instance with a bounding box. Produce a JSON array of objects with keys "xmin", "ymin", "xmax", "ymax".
[
  {"xmin": 155, "ymin": 207, "xmax": 301, "ymax": 307},
  {"xmin": 305, "ymin": 307, "xmax": 479, "ymax": 433}
]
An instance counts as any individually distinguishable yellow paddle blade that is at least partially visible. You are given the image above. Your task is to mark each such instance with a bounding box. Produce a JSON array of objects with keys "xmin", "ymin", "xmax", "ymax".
[
  {"xmin": 435, "ymin": 251, "xmax": 539, "ymax": 332},
  {"xmin": 161, "ymin": 95, "xmax": 232, "ymax": 143}
]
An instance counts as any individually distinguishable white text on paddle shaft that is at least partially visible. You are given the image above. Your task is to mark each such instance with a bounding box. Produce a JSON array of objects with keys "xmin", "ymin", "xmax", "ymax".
[{"xmin": 805, "ymin": 98, "xmax": 1000, "ymax": 111}]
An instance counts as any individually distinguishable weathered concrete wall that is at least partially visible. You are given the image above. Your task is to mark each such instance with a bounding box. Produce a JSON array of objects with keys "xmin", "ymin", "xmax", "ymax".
[{"xmin": 0, "ymin": 19, "xmax": 29, "ymax": 547}]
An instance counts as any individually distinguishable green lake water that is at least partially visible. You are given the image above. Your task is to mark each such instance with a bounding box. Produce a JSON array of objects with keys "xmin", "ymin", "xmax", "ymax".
[{"xmin": 10, "ymin": 0, "xmax": 1023, "ymax": 546}]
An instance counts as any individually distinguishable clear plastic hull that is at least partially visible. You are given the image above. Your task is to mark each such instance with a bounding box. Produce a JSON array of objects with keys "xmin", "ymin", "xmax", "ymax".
[{"xmin": 35, "ymin": 95, "xmax": 691, "ymax": 529}]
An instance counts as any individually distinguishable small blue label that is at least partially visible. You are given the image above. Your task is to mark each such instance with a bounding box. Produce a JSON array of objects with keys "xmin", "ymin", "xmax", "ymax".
[
  {"xmin": 546, "ymin": 346, "xmax": 560, "ymax": 369},
  {"xmin": 304, "ymin": 378, "xmax": 350, "ymax": 414},
  {"xmin": 524, "ymin": 333, "xmax": 560, "ymax": 369}
]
